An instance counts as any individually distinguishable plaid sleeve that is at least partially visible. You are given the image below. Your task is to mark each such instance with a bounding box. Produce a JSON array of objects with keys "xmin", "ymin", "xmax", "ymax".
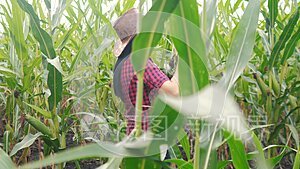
[{"xmin": 144, "ymin": 59, "xmax": 169, "ymax": 90}]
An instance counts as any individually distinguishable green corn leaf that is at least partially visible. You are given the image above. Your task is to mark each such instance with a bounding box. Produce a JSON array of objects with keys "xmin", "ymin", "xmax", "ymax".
[
  {"xmin": 131, "ymin": 0, "xmax": 179, "ymax": 72},
  {"xmin": 9, "ymin": 0, "xmax": 28, "ymax": 61},
  {"xmin": 168, "ymin": 0, "xmax": 208, "ymax": 95},
  {"xmin": 281, "ymin": 26, "xmax": 300, "ymax": 64},
  {"xmin": 17, "ymin": 0, "xmax": 63, "ymax": 111},
  {"xmin": 10, "ymin": 132, "xmax": 43, "ymax": 157},
  {"xmin": 205, "ymin": 0, "xmax": 217, "ymax": 36},
  {"xmin": 221, "ymin": 0, "xmax": 260, "ymax": 89},
  {"xmin": 224, "ymin": 131, "xmax": 250, "ymax": 169},
  {"xmin": 0, "ymin": 66, "xmax": 20, "ymax": 77},
  {"xmin": 164, "ymin": 159, "xmax": 193, "ymax": 169},
  {"xmin": 168, "ymin": 0, "xmax": 209, "ymax": 95},
  {"xmin": 143, "ymin": 97, "xmax": 185, "ymax": 155},
  {"xmin": 23, "ymin": 102, "xmax": 52, "ymax": 118},
  {"xmin": 97, "ymin": 157, "xmax": 123, "ymax": 169},
  {"xmin": 293, "ymin": 148, "xmax": 300, "ymax": 169},
  {"xmin": 17, "ymin": 0, "xmax": 56, "ymax": 59},
  {"xmin": 269, "ymin": 8, "xmax": 299, "ymax": 68},
  {"xmin": 286, "ymin": 124, "xmax": 300, "ymax": 149},
  {"xmin": 0, "ymin": 148, "xmax": 16, "ymax": 169},
  {"xmin": 123, "ymin": 0, "xmax": 136, "ymax": 12},
  {"xmin": 122, "ymin": 157, "xmax": 161, "ymax": 169},
  {"xmin": 19, "ymin": 138, "xmax": 149, "ymax": 169},
  {"xmin": 267, "ymin": 149, "xmax": 286, "ymax": 168},
  {"xmin": 268, "ymin": 0, "xmax": 279, "ymax": 28},
  {"xmin": 56, "ymin": 19, "xmax": 81, "ymax": 51},
  {"xmin": 217, "ymin": 160, "xmax": 231, "ymax": 169},
  {"xmin": 214, "ymin": 26, "xmax": 229, "ymax": 55},
  {"xmin": 22, "ymin": 57, "xmax": 42, "ymax": 91},
  {"xmin": 51, "ymin": 0, "xmax": 67, "ymax": 29},
  {"xmin": 233, "ymin": 0, "xmax": 243, "ymax": 12},
  {"xmin": 168, "ymin": 2, "xmax": 210, "ymax": 167},
  {"xmin": 43, "ymin": 0, "xmax": 51, "ymax": 10},
  {"xmin": 177, "ymin": 129, "xmax": 191, "ymax": 160},
  {"xmin": 251, "ymin": 132, "xmax": 270, "ymax": 169},
  {"xmin": 36, "ymin": 0, "xmax": 46, "ymax": 20}
]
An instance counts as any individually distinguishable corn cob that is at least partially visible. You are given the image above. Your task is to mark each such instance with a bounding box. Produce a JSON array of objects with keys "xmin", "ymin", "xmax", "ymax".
[
  {"xmin": 25, "ymin": 115, "xmax": 52, "ymax": 137},
  {"xmin": 288, "ymin": 95, "xmax": 297, "ymax": 109},
  {"xmin": 279, "ymin": 62, "xmax": 288, "ymax": 83},
  {"xmin": 270, "ymin": 72, "xmax": 281, "ymax": 97},
  {"xmin": 253, "ymin": 73, "xmax": 270, "ymax": 97}
]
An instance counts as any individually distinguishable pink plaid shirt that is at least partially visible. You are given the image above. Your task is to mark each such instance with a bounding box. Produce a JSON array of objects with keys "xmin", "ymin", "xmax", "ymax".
[{"xmin": 120, "ymin": 58, "xmax": 169, "ymax": 135}]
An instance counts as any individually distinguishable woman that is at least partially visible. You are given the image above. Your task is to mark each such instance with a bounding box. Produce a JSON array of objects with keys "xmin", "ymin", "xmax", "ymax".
[{"xmin": 113, "ymin": 8, "xmax": 179, "ymax": 135}]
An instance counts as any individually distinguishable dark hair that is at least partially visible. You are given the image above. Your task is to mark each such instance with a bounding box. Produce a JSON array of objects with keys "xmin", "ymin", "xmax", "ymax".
[{"xmin": 113, "ymin": 37, "xmax": 135, "ymax": 101}]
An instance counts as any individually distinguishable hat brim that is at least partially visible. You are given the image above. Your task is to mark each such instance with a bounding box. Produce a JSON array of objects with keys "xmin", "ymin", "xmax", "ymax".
[{"xmin": 113, "ymin": 36, "xmax": 133, "ymax": 57}]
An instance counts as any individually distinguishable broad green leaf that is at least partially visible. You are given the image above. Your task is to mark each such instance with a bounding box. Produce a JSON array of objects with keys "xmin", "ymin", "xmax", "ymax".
[
  {"xmin": 131, "ymin": 0, "xmax": 179, "ymax": 72},
  {"xmin": 123, "ymin": 0, "xmax": 136, "ymax": 12},
  {"xmin": 251, "ymin": 132, "xmax": 270, "ymax": 169},
  {"xmin": 19, "ymin": 137, "xmax": 149, "ymax": 169},
  {"xmin": 164, "ymin": 159, "xmax": 193, "ymax": 169},
  {"xmin": 258, "ymin": 29, "xmax": 271, "ymax": 55},
  {"xmin": 10, "ymin": 132, "xmax": 43, "ymax": 156},
  {"xmin": 200, "ymin": 146, "xmax": 218, "ymax": 169},
  {"xmin": 221, "ymin": 0, "xmax": 260, "ymax": 89},
  {"xmin": 177, "ymin": 129, "xmax": 191, "ymax": 160},
  {"xmin": 224, "ymin": 131, "xmax": 250, "ymax": 169},
  {"xmin": 214, "ymin": 26, "xmax": 229, "ymax": 55},
  {"xmin": 69, "ymin": 36, "xmax": 94, "ymax": 72},
  {"xmin": 36, "ymin": 0, "xmax": 46, "ymax": 20},
  {"xmin": 46, "ymin": 57, "xmax": 65, "ymax": 75},
  {"xmin": 97, "ymin": 158, "xmax": 123, "ymax": 169},
  {"xmin": 233, "ymin": 0, "xmax": 243, "ymax": 12},
  {"xmin": 269, "ymin": 8, "xmax": 299, "ymax": 68},
  {"xmin": 122, "ymin": 157, "xmax": 161, "ymax": 169},
  {"xmin": 43, "ymin": 0, "xmax": 51, "ymax": 10},
  {"xmin": 267, "ymin": 149, "xmax": 286, "ymax": 168},
  {"xmin": 217, "ymin": 160, "xmax": 231, "ymax": 169},
  {"xmin": 75, "ymin": 0, "xmax": 99, "ymax": 47},
  {"xmin": 268, "ymin": 0, "xmax": 279, "ymax": 28},
  {"xmin": 22, "ymin": 57, "xmax": 42, "ymax": 91},
  {"xmin": 9, "ymin": 0, "xmax": 28, "ymax": 61},
  {"xmin": 169, "ymin": 0, "xmax": 209, "ymax": 95},
  {"xmin": 293, "ymin": 149, "xmax": 300, "ymax": 169},
  {"xmin": 0, "ymin": 148, "xmax": 16, "ymax": 169},
  {"xmin": 286, "ymin": 124, "xmax": 299, "ymax": 149},
  {"xmin": 46, "ymin": 55, "xmax": 63, "ymax": 111},
  {"xmin": 16, "ymin": 0, "xmax": 56, "ymax": 59},
  {"xmin": 281, "ymin": 27, "xmax": 300, "ymax": 63},
  {"xmin": 205, "ymin": 0, "xmax": 217, "ymax": 36},
  {"xmin": 51, "ymin": 0, "xmax": 67, "ymax": 29},
  {"xmin": 0, "ymin": 66, "xmax": 20, "ymax": 77},
  {"xmin": 3, "ymin": 131, "xmax": 11, "ymax": 153},
  {"xmin": 56, "ymin": 20, "xmax": 82, "ymax": 51},
  {"xmin": 17, "ymin": 0, "xmax": 63, "ymax": 111},
  {"xmin": 140, "ymin": 98, "xmax": 185, "ymax": 155},
  {"xmin": 23, "ymin": 102, "xmax": 51, "ymax": 118}
]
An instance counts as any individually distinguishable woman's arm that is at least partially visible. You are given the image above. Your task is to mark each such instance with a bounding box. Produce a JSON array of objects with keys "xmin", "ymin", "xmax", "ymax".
[{"xmin": 159, "ymin": 65, "xmax": 179, "ymax": 96}]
